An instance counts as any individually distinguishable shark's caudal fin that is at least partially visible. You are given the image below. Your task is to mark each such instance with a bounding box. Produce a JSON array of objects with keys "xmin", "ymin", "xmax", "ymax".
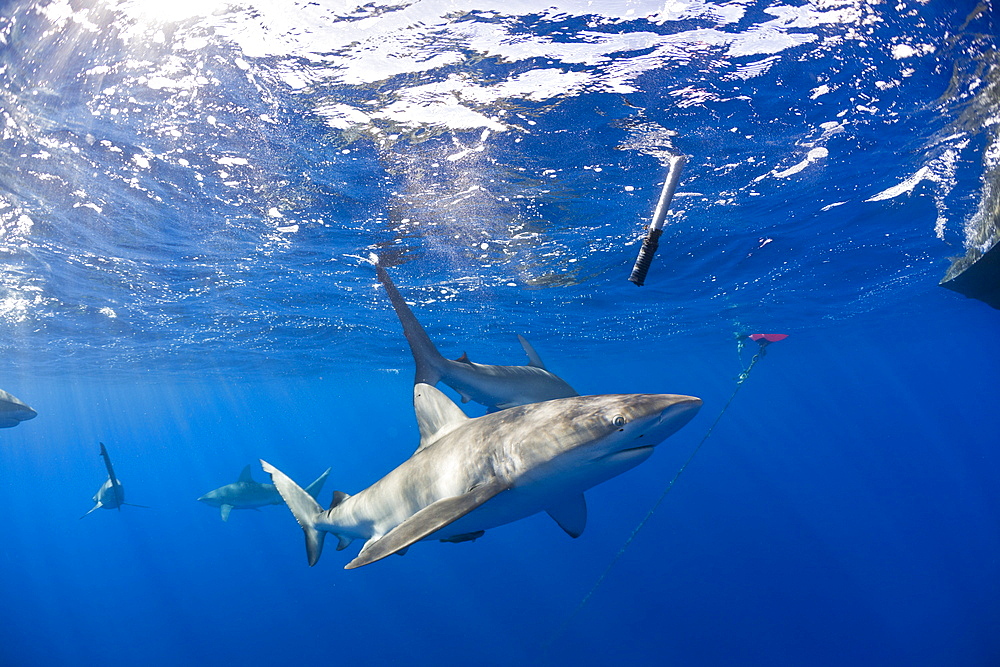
[
  {"xmin": 98, "ymin": 443, "xmax": 124, "ymax": 509},
  {"xmin": 261, "ymin": 460, "xmax": 329, "ymax": 566},
  {"xmin": 372, "ymin": 256, "xmax": 445, "ymax": 386},
  {"xmin": 304, "ymin": 468, "xmax": 332, "ymax": 500}
]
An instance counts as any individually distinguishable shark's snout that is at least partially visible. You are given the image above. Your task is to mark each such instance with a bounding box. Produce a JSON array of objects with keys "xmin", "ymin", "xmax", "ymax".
[
  {"xmin": 657, "ymin": 395, "xmax": 702, "ymax": 425},
  {"xmin": 634, "ymin": 394, "xmax": 702, "ymax": 444},
  {"xmin": 657, "ymin": 395, "xmax": 702, "ymax": 438}
]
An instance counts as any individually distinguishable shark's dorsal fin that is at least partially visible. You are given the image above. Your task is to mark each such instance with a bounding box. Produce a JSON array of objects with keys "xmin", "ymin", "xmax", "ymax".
[
  {"xmin": 414, "ymin": 383, "xmax": 470, "ymax": 450},
  {"xmin": 237, "ymin": 465, "xmax": 254, "ymax": 483},
  {"xmin": 345, "ymin": 478, "xmax": 510, "ymax": 569},
  {"xmin": 518, "ymin": 335, "xmax": 546, "ymax": 369},
  {"xmin": 546, "ymin": 493, "xmax": 587, "ymax": 538},
  {"xmin": 455, "ymin": 352, "xmax": 472, "ymax": 365}
]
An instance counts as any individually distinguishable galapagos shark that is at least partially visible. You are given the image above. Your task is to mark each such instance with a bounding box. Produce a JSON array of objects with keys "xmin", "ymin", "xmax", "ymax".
[
  {"xmin": 262, "ymin": 383, "xmax": 701, "ymax": 569},
  {"xmin": 0, "ymin": 388, "xmax": 36, "ymax": 428},
  {"xmin": 373, "ymin": 258, "xmax": 578, "ymax": 412},
  {"xmin": 198, "ymin": 464, "xmax": 331, "ymax": 522},
  {"xmin": 80, "ymin": 442, "xmax": 147, "ymax": 519}
]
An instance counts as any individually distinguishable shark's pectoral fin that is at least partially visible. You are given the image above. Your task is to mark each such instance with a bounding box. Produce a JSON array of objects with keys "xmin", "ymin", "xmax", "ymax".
[
  {"xmin": 547, "ymin": 494, "xmax": 587, "ymax": 538},
  {"xmin": 517, "ymin": 334, "xmax": 547, "ymax": 369},
  {"xmin": 79, "ymin": 502, "xmax": 102, "ymax": 519},
  {"xmin": 346, "ymin": 478, "xmax": 510, "ymax": 569},
  {"xmin": 221, "ymin": 504, "xmax": 234, "ymax": 522}
]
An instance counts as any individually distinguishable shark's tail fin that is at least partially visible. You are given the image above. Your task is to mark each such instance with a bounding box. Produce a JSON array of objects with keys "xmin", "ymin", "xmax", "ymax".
[
  {"xmin": 371, "ymin": 254, "xmax": 444, "ymax": 385},
  {"xmin": 261, "ymin": 460, "xmax": 327, "ymax": 566},
  {"xmin": 304, "ymin": 468, "xmax": 331, "ymax": 500}
]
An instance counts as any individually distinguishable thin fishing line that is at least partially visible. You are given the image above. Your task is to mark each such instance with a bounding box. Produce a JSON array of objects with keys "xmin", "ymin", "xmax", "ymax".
[{"xmin": 543, "ymin": 347, "xmax": 766, "ymax": 653}]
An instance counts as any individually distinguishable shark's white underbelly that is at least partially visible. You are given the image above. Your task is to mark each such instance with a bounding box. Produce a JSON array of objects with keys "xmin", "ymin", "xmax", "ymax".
[{"xmin": 425, "ymin": 444, "xmax": 657, "ymax": 540}]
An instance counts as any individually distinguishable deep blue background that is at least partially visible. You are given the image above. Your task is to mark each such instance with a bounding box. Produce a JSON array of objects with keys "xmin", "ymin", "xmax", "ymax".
[{"xmin": 1, "ymin": 294, "xmax": 997, "ymax": 666}]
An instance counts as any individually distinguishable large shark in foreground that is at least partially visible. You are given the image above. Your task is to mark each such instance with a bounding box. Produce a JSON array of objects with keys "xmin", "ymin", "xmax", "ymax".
[
  {"xmin": 198, "ymin": 464, "xmax": 331, "ymax": 522},
  {"xmin": 262, "ymin": 383, "xmax": 701, "ymax": 569},
  {"xmin": 0, "ymin": 388, "xmax": 36, "ymax": 428},
  {"xmin": 374, "ymin": 258, "xmax": 578, "ymax": 412},
  {"xmin": 81, "ymin": 442, "xmax": 147, "ymax": 518}
]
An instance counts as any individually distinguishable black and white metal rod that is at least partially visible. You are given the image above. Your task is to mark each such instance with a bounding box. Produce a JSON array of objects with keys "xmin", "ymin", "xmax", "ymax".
[{"xmin": 628, "ymin": 154, "xmax": 687, "ymax": 286}]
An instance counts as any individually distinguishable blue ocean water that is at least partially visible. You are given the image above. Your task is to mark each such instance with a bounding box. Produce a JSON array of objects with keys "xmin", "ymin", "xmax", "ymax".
[{"xmin": 1, "ymin": 1, "xmax": 998, "ymax": 665}]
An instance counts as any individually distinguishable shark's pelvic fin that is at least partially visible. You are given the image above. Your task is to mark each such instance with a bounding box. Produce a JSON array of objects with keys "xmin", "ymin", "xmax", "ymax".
[
  {"xmin": 261, "ymin": 459, "xmax": 327, "ymax": 567},
  {"xmin": 346, "ymin": 477, "xmax": 510, "ymax": 569},
  {"xmin": 517, "ymin": 335, "xmax": 547, "ymax": 369},
  {"xmin": 237, "ymin": 465, "xmax": 254, "ymax": 483},
  {"xmin": 440, "ymin": 530, "xmax": 485, "ymax": 544},
  {"xmin": 221, "ymin": 504, "xmax": 234, "ymax": 522},
  {"xmin": 414, "ymin": 383, "xmax": 470, "ymax": 450},
  {"xmin": 546, "ymin": 493, "xmax": 588, "ymax": 538}
]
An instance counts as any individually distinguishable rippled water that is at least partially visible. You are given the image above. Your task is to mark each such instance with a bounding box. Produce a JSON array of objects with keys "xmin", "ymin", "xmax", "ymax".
[{"xmin": 1, "ymin": 0, "xmax": 995, "ymax": 376}]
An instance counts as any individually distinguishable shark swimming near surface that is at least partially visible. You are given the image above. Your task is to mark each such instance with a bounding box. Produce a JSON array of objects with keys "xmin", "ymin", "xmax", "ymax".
[
  {"xmin": 198, "ymin": 464, "xmax": 331, "ymax": 522},
  {"xmin": 80, "ymin": 442, "xmax": 147, "ymax": 519},
  {"xmin": 0, "ymin": 388, "xmax": 36, "ymax": 428},
  {"xmin": 373, "ymin": 257, "xmax": 578, "ymax": 412},
  {"xmin": 263, "ymin": 383, "xmax": 701, "ymax": 569}
]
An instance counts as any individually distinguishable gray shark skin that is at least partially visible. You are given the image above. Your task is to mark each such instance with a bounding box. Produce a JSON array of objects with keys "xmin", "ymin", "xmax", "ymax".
[
  {"xmin": 262, "ymin": 383, "xmax": 701, "ymax": 569},
  {"xmin": 0, "ymin": 388, "xmax": 36, "ymax": 428},
  {"xmin": 374, "ymin": 259, "xmax": 578, "ymax": 412},
  {"xmin": 198, "ymin": 465, "xmax": 331, "ymax": 521},
  {"xmin": 80, "ymin": 442, "xmax": 147, "ymax": 519}
]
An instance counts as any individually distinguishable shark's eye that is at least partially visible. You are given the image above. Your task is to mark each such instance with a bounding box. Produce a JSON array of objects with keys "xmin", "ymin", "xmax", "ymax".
[{"xmin": 612, "ymin": 415, "xmax": 626, "ymax": 428}]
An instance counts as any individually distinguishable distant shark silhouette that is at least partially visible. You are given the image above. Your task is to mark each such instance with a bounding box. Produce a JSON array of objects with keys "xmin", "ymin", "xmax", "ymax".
[
  {"xmin": 80, "ymin": 442, "xmax": 147, "ymax": 518},
  {"xmin": 263, "ymin": 383, "xmax": 701, "ymax": 569},
  {"xmin": 373, "ymin": 257, "xmax": 578, "ymax": 412},
  {"xmin": 198, "ymin": 464, "xmax": 331, "ymax": 522},
  {"xmin": 0, "ymin": 388, "xmax": 36, "ymax": 428}
]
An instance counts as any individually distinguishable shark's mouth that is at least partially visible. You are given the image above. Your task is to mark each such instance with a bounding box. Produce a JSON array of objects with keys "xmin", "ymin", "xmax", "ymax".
[
  {"xmin": 619, "ymin": 444, "xmax": 656, "ymax": 455},
  {"xmin": 599, "ymin": 444, "xmax": 656, "ymax": 463}
]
